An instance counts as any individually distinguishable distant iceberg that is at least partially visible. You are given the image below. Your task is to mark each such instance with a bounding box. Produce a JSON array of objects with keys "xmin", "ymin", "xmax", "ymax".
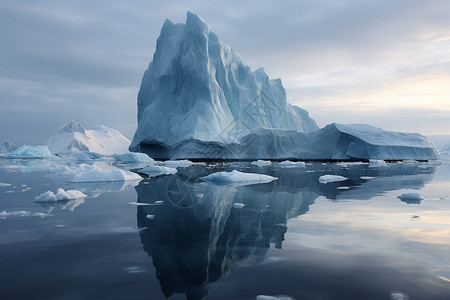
[
  {"xmin": 34, "ymin": 188, "xmax": 87, "ymax": 202},
  {"xmin": 6, "ymin": 145, "xmax": 53, "ymax": 158},
  {"xmin": 129, "ymin": 12, "xmax": 438, "ymax": 161},
  {"xmin": 201, "ymin": 170, "xmax": 278, "ymax": 185}
]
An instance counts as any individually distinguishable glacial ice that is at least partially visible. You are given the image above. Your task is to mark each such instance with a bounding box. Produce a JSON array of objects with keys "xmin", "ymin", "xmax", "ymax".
[
  {"xmin": 34, "ymin": 189, "xmax": 87, "ymax": 202},
  {"xmin": 46, "ymin": 121, "xmax": 130, "ymax": 154},
  {"xmin": 6, "ymin": 145, "xmax": 53, "ymax": 158},
  {"xmin": 369, "ymin": 159, "xmax": 388, "ymax": 168},
  {"xmin": 319, "ymin": 175, "xmax": 349, "ymax": 184},
  {"xmin": 278, "ymin": 160, "xmax": 306, "ymax": 168},
  {"xmin": 0, "ymin": 140, "xmax": 18, "ymax": 154},
  {"xmin": 201, "ymin": 170, "xmax": 278, "ymax": 185},
  {"xmin": 251, "ymin": 160, "xmax": 272, "ymax": 167},
  {"xmin": 114, "ymin": 152, "xmax": 154, "ymax": 163},
  {"xmin": 70, "ymin": 164, "xmax": 142, "ymax": 182},
  {"xmin": 162, "ymin": 159, "xmax": 194, "ymax": 168},
  {"xmin": 138, "ymin": 164, "xmax": 177, "ymax": 177},
  {"xmin": 129, "ymin": 12, "xmax": 438, "ymax": 161}
]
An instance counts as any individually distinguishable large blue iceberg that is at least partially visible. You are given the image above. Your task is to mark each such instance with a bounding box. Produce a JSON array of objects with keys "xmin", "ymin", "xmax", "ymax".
[{"xmin": 130, "ymin": 12, "xmax": 438, "ymax": 161}]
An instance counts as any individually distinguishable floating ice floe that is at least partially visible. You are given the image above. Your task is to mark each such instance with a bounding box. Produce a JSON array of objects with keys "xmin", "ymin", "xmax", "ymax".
[
  {"xmin": 70, "ymin": 164, "xmax": 142, "ymax": 182},
  {"xmin": 278, "ymin": 160, "xmax": 306, "ymax": 168},
  {"xmin": 390, "ymin": 291, "xmax": 409, "ymax": 300},
  {"xmin": 251, "ymin": 160, "xmax": 272, "ymax": 167},
  {"xmin": 114, "ymin": 152, "xmax": 154, "ymax": 163},
  {"xmin": 0, "ymin": 210, "xmax": 31, "ymax": 218},
  {"xmin": 201, "ymin": 170, "xmax": 278, "ymax": 186},
  {"xmin": 361, "ymin": 176, "xmax": 375, "ymax": 180},
  {"xmin": 337, "ymin": 186, "xmax": 351, "ymax": 190},
  {"xmin": 0, "ymin": 182, "xmax": 11, "ymax": 187},
  {"xmin": 6, "ymin": 145, "xmax": 53, "ymax": 158},
  {"xmin": 369, "ymin": 159, "xmax": 388, "ymax": 167},
  {"xmin": 146, "ymin": 214, "xmax": 155, "ymax": 220},
  {"xmin": 397, "ymin": 193, "xmax": 423, "ymax": 204},
  {"xmin": 162, "ymin": 159, "xmax": 194, "ymax": 168},
  {"xmin": 256, "ymin": 296, "xmax": 296, "ymax": 300},
  {"xmin": 127, "ymin": 202, "xmax": 152, "ymax": 206},
  {"xmin": 319, "ymin": 175, "xmax": 348, "ymax": 184},
  {"xmin": 34, "ymin": 188, "xmax": 87, "ymax": 202},
  {"xmin": 233, "ymin": 203, "xmax": 245, "ymax": 209},
  {"xmin": 138, "ymin": 164, "xmax": 177, "ymax": 177}
]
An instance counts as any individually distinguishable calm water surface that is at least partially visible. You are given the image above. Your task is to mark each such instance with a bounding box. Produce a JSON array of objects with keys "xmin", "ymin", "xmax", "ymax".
[{"xmin": 1, "ymin": 159, "xmax": 449, "ymax": 300}]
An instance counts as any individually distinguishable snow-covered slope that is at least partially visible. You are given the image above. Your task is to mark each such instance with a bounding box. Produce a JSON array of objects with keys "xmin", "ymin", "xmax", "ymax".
[
  {"xmin": 46, "ymin": 121, "xmax": 130, "ymax": 154},
  {"xmin": 130, "ymin": 12, "xmax": 318, "ymax": 152}
]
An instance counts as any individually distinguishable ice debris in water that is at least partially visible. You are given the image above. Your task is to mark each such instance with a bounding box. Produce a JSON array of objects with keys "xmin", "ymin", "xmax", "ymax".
[
  {"xmin": 146, "ymin": 214, "xmax": 155, "ymax": 220},
  {"xmin": 390, "ymin": 291, "xmax": 409, "ymax": 300},
  {"xmin": 201, "ymin": 170, "xmax": 278, "ymax": 185},
  {"xmin": 34, "ymin": 189, "xmax": 87, "ymax": 202},
  {"xmin": 278, "ymin": 160, "xmax": 306, "ymax": 168},
  {"xmin": 256, "ymin": 296, "xmax": 296, "ymax": 300},
  {"xmin": 138, "ymin": 164, "xmax": 177, "ymax": 177},
  {"xmin": 0, "ymin": 210, "xmax": 31, "ymax": 218},
  {"xmin": 70, "ymin": 164, "xmax": 142, "ymax": 182},
  {"xmin": 162, "ymin": 159, "xmax": 194, "ymax": 168},
  {"xmin": 0, "ymin": 182, "xmax": 12, "ymax": 187},
  {"xmin": 319, "ymin": 175, "xmax": 348, "ymax": 184},
  {"xmin": 113, "ymin": 152, "xmax": 154, "ymax": 163},
  {"xmin": 251, "ymin": 160, "xmax": 272, "ymax": 167},
  {"xmin": 361, "ymin": 176, "xmax": 375, "ymax": 180},
  {"xmin": 369, "ymin": 159, "xmax": 388, "ymax": 167}
]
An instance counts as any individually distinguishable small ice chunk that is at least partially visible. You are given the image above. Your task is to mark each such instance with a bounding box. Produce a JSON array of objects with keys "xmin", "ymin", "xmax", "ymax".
[
  {"xmin": 256, "ymin": 296, "xmax": 296, "ymax": 300},
  {"xmin": 278, "ymin": 160, "xmax": 306, "ymax": 168},
  {"xmin": 390, "ymin": 291, "xmax": 409, "ymax": 300},
  {"xmin": 0, "ymin": 182, "xmax": 11, "ymax": 187},
  {"xmin": 201, "ymin": 170, "xmax": 278, "ymax": 185},
  {"xmin": 71, "ymin": 165, "xmax": 142, "ymax": 182},
  {"xmin": 0, "ymin": 210, "xmax": 31, "ymax": 218},
  {"xmin": 369, "ymin": 159, "xmax": 388, "ymax": 167},
  {"xmin": 337, "ymin": 186, "xmax": 350, "ymax": 190},
  {"xmin": 35, "ymin": 189, "xmax": 86, "ymax": 202},
  {"xmin": 397, "ymin": 193, "xmax": 423, "ymax": 201},
  {"xmin": 127, "ymin": 202, "xmax": 152, "ymax": 206},
  {"xmin": 361, "ymin": 176, "xmax": 375, "ymax": 180},
  {"xmin": 146, "ymin": 214, "xmax": 155, "ymax": 220},
  {"xmin": 126, "ymin": 266, "xmax": 146, "ymax": 274},
  {"xmin": 153, "ymin": 201, "xmax": 164, "ymax": 205},
  {"xmin": 34, "ymin": 191, "xmax": 57, "ymax": 202},
  {"xmin": 33, "ymin": 212, "xmax": 53, "ymax": 218},
  {"xmin": 162, "ymin": 159, "xmax": 193, "ymax": 168},
  {"xmin": 114, "ymin": 152, "xmax": 154, "ymax": 163},
  {"xmin": 139, "ymin": 164, "xmax": 177, "ymax": 177},
  {"xmin": 233, "ymin": 203, "xmax": 245, "ymax": 209},
  {"xmin": 251, "ymin": 160, "xmax": 272, "ymax": 167},
  {"xmin": 319, "ymin": 175, "xmax": 348, "ymax": 184},
  {"xmin": 411, "ymin": 215, "xmax": 420, "ymax": 219}
]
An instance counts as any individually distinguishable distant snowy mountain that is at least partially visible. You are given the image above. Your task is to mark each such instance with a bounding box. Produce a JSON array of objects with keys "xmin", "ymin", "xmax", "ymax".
[
  {"xmin": 130, "ymin": 12, "xmax": 318, "ymax": 152},
  {"xmin": 0, "ymin": 140, "xmax": 18, "ymax": 154},
  {"xmin": 46, "ymin": 121, "xmax": 130, "ymax": 154}
]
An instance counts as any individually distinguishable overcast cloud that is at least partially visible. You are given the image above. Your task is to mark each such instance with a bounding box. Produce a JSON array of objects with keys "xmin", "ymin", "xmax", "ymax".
[{"xmin": 1, "ymin": 0, "xmax": 449, "ymax": 145}]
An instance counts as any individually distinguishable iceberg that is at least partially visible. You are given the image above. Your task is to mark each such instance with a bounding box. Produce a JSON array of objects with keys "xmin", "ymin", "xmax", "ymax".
[
  {"xmin": 162, "ymin": 159, "xmax": 194, "ymax": 168},
  {"xmin": 251, "ymin": 160, "xmax": 272, "ymax": 167},
  {"xmin": 319, "ymin": 175, "xmax": 348, "ymax": 184},
  {"xmin": 278, "ymin": 160, "xmax": 306, "ymax": 168},
  {"xmin": 397, "ymin": 193, "xmax": 423, "ymax": 204},
  {"xmin": 129, "ymin": 12, "xmax": 438, "ymax": 162},
  {"xmin": 6, "ymin": 145, "xmax": 53, "ymax": 158},
  {"xmin": 46, "ymin": 120, "xmax": 130, "ymax": 155},
  {"xmin": 0, "ymin": 140, "xmax": 18, "ymax": 154},
  {"xmin": 34, "ymin": 188, "xmax": 87, "ymax": 202},
  {"xmin": 138, "ymin": 164, "xmax": 177, "ymax": 177},
  {"xmin": 201, "ymin": 170, "xmax": 277, "ymax": 185},
  {"xmin": 70, "ymin": 164, "xmax": 142, "ymax": 182}
]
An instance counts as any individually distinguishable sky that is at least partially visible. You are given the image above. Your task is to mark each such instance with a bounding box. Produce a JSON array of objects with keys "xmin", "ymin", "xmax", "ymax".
[{"xmin": 1, "ymin": 0, "xmax": 449, "ymax": 145}]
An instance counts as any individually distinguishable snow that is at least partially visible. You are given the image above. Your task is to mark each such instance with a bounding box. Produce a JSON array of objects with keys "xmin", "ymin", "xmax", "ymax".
[
  {"xmin": 138, "ymin": 164, "xmax": 177, "ymax": 177},
  {"xmin": 114, "ymin": 152, "xmax": 154, "ymax": 163},
  {"xmin": 201, "ymin": 170, "xmax": 277, "ymax": 185},
  {"xmin": 397, "ymin": 193, "xmax": 423, "ymax": 201},
  {"xmin": 70, "ymin": 164, "xmax": 142, "ymax": 182},
  {"xmin": 130, "ymin": 12, "xmax": 318, "ymax": 155},
  {"xmin": 251, "ymin": 160, "xmax": 272, "ymax": 167},
  {"xmin": 0, "ymin": 182, "xmax": 11, "ymax": 187},
  {"xmin": 278, "ymin": 160, "xmax": 306, "ymax": 168},
  {"xmin": 46, "ymin": 121, "xmax": 130, "ymax": 154},
  {"xmin": 34, "ymin": 188, "xmax": 87, "ymax": 202},
  {"xmin": 162, "ymin": 159, "xmax": 193, "ymax": 168},
  {"xmin": 6, "ymin": 145, "xmax": 53, "ymax": 158},
  {"xmin": 369, "ymin": 159, "xmax": 388, "ymax": 167},
  {"xmin": 319, "ymin": 175, "xmax": 348, "ymax": 184}
]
